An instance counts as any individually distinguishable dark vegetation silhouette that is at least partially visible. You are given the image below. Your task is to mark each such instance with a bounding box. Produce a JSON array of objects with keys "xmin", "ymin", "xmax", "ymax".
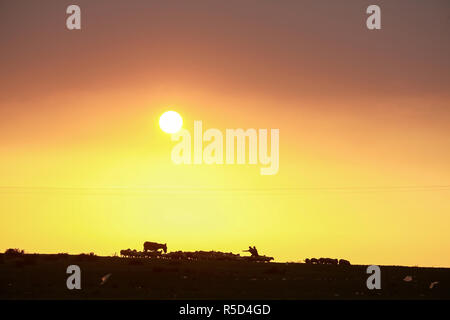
[
  {"xmin": 4, "ymin": 248, "xmax": 24, "ymax": 257},
  {"xmin": 76, "ymin": 252, "xmax": 98, "ymax": 262},
  {"xmin": 1, "ymin": 246, "xmax": 450, "ymax": 299}
]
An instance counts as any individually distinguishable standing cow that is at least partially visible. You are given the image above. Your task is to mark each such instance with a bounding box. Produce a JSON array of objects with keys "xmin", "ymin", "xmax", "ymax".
[
  {"xmin": 143, "ymin": 241, "xmax": 167, "ymax": 253},
  {"xmin": 339, "ymin": 259, "xmax": 351, "ymax": 266}
]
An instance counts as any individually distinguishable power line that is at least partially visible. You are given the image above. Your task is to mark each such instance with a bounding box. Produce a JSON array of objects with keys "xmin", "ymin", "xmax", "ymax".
[{"xmin": 0, "ymin": 185, "xmax": 449, "ymax": 195}]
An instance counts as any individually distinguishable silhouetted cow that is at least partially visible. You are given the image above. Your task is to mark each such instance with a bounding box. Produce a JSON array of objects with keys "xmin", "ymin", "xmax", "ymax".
[
  {"xmin": 144, "ymin": 241, "xmax": 167, "ymax": 253},
  {"xmin": 339, "ymin": 259, "xmax": 351, "ymax": 266},
  {"xmin": 329, "ymin": 258, "xmax": 338, "ymax": 265}
]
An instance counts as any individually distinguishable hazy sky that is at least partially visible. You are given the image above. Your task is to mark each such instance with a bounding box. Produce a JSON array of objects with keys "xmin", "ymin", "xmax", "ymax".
[{"xmin": 1, "ymin": 1, "xmax": 449, "ymax": 266}]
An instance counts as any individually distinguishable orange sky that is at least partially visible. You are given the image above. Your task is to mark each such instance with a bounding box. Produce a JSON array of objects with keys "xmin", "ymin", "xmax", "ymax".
[{"xmin": 1, "ymin": 0, "xmax": 449, "ymax": 266}]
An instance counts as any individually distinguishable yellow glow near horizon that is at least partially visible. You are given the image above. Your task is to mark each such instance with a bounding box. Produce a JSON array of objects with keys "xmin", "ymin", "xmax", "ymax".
[{"xmin": 159, "ymin": 111, "xmax": 183, "ymax": 134}]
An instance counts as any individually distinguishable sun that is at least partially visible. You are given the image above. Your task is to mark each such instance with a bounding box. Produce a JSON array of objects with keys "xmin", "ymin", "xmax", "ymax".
[{"xmin": 159, "ymin": 110, "xmax": 183, "ymax": 134}]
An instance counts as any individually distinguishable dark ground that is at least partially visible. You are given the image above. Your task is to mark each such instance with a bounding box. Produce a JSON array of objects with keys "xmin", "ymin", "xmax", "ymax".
[{"xmin": 0, "ymin": 254, "xmax": 449, "ymax": 299}]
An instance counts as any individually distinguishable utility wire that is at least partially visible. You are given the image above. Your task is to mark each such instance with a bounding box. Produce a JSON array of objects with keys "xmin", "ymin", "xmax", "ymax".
[{"xmin": 0, "ymin": 185, "xmax": 449, "ymax": 195}]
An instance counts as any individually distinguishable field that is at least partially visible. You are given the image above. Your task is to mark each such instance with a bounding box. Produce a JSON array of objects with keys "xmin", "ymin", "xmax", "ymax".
[{"xmin": 0, "ymin": 254, "xmax": 449, "ymax": 299}]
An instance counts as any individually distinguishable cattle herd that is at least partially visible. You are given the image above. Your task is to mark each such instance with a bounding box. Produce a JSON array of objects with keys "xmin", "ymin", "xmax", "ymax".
[
  {"xmin": 120, "ymin": 249, "xmax": 163, "ymax": 258},
  {"xmin": 120, "ymin": 242, "xmax": 274, "ymax": 262},
  {"xmin": 305, "ymin": 258, "xmax": 351, "ymax": 266},
  {"xmin": 120, "ymin": 248, "xmax": 274, "ymax": 262},
  {"xmin": 119, "ymin": 242, "xmax": 350, "ymax": 265}
]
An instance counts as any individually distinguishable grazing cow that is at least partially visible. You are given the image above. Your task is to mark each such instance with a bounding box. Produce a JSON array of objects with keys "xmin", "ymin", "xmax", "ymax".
[
  {"xmin": 143, "ymin": 250, "xmax": 159, "ymax": 258},
  {"xmin": 144, "ymin": 241, "xmax": 167, "ymax": 253},
  {"xmin": 339, "ymin": 259, "xmax": 351, "ymax": 266},
  {"xmin": 262, "ymin": 256, "xmax": 274, "ymax": 262},
  {"xmin": 120, "ymin": 249, "xmax": 133, "ymax": 258},
  {"xmin": 166, "ymin": 251, "xmax": 184, "ymax": 259},
  {"xmin": 328, "ymin": 258, "xmax": 338, "ymax": 265}
]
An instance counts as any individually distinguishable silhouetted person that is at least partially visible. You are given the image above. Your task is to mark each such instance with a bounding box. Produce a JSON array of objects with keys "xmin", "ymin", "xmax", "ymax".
[{"xmin": 244, "ymin": 246, "xmax": 259, "ymax": 257}]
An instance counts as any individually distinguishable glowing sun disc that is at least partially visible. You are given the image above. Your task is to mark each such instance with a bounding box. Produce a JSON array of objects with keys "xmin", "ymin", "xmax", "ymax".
[{"xmin": 159, "ymin": 111, "xmax": 183, "ymax": 134}]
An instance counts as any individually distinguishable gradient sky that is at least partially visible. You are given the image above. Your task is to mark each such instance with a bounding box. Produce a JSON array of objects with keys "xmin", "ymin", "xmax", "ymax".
[{"xmin": 1, "ymin": 0, "xmax": 449, "ymax": 266}]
